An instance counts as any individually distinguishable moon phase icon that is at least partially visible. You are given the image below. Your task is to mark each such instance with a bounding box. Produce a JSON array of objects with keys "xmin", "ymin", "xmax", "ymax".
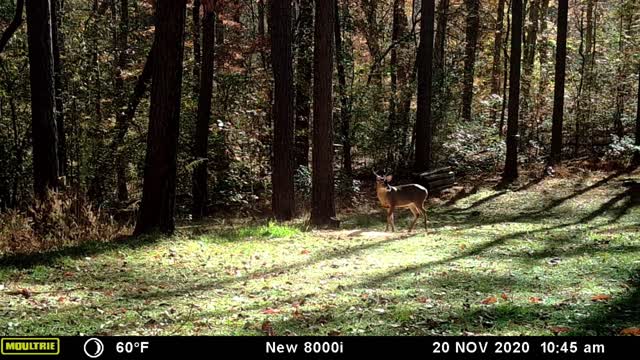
[{"xmin": 83, "ymin": 338, "xmax": 104, "ymax": 358}]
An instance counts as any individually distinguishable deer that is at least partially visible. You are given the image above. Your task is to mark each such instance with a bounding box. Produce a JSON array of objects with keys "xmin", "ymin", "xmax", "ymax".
[{"xmin": 374, "ymin": 171, "xmax": 429, "ymax": 232}]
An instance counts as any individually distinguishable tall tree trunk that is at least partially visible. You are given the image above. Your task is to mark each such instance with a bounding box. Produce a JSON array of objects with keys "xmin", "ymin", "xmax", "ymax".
[
  {"xmin": 491, "ymin": 0, "xmax": 506, "ymax": 123},
  {"xmin": 388, "ymin": 0, "xmax": 410, "ymax": 166},
  {"xmin": 310, "ymin": 0, "xmax": 337, "ymax": 227},
  {"xmin": 414, "ymin": 0, "xmax": 435, "ymax": 172},
  {"xmin": 192, "ymin": 9, "xmax": 216, "ymax": 220},
  {"xmin": 431, "ymin": 0, "xmax": 449, "ymax": 160},
  {"xmin": 294, "ymin": 0, "xmax": 312, "ymax": 169},
  {"xmin": 26, "ymin": 0, "xmax": 59, "ymax": 199},
  {"xmin": 335, "ymin": 0, "xmax": 352, "ymax": 178},
  {"xmin": 359, "ymin": 0, "xmax": 383, "ymax": 112},
  {"xmin": 499, "ymin": 0, "xmax": 512, "ymax": 136},
  {"xmin": 521, "ymin": 0, "xmax": 540, "ymax": 127},
  {"xmin": 461, "ymin": 0, "xmax": 480, "ymax": 122},
  {"xmin": 634, "ymin": 64, "xmax": 640, "ymax": 166},
  {"xmin": 113, "ymin": 0, "xmax": 129, "ymax": 202},
  {"xmin": 503, "ymin": 0, "xmax": 522, "ymax": 182},
  {"xmin": 270, "ymin": 0, "xmax": 295, "ymax": 221},
  {"xmin": 135, "ymin": 0, "xmax": 187, "ymax": 235},
  {"xmin": 88, "ymin": 0, "xmax": 105, "ymax": 203},
  {"xmin": 612, "ymin": 10, "xmax": 631, "ymax": 139},
  {"xmin": 51, "ymin": 0, "xmax": 66, "ymax": 179},
  {"xmin": 193, "ymin": 0, "xmax": 201, "ymax": 95},
  {"xmin": 549, "ymin": 0, "xmax": 568, "ymax": 166},
  {"xmin": 534, "ymin": 0, "xmax": 551, "ymax": 135}
]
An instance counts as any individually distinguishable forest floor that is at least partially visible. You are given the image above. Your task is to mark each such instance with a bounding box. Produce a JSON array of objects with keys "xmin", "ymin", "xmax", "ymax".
[{"xmin": 1, "ymin": 168, "xmax": 639, "ymax": 336}]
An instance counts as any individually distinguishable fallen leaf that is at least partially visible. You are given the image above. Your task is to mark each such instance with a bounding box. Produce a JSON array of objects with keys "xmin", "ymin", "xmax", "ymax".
[
  {"xmin": 529, "ymin": 297, "xmax": 543, "ymax": 303},
  {"xmin": 57, "ymin": 297, "xmax": 66, "ymax": 303},
  {"xmin": 501, "ymin": 293, "xmax": 509, "ymax": 300},
  {"xmin": 620, "ymin": 327, "xmax": 640, "ymax": 336},
  {"xmin": 550, "ymin": 326, "xmax": 571, "ymax": 334},
  {"xmin": 591, "ymin": 294, "xmax": 611, "ymax": 302},
  {"xmin": 301, "ymin": 249, "xmax": 310, "ymax": 255},
  {"xmin": 262, "ymin": 308, "xmax": 280, "ymax": 314},
  {"xmin": 63, "ymin": 272, "xmax": 75, "ymax": 278},
  {"xmin": 416, "ymin": 296, "xmax": 431, "ymax": 303},
  {"xmin": 481, "ymin": 296, "xmax": 497, "ymax": 305}
]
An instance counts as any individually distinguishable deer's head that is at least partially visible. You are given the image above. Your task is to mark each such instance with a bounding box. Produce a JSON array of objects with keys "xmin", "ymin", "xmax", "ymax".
[{"xmin": 373, "ymin": 170, "xmax": 392, "ymax": 188}]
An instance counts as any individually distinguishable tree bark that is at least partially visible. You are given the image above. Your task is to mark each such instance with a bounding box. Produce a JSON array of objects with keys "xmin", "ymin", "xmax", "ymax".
[
  {"xmin": 310, "ymin": 0, "xmax": 337, "ymax": 227},
  {"xmin": 270, "ymin": 0, "xmax": 295, "ymax": 221},
  {"xmin": 461, "ymin": 0, "xmax": 480, "ymax": 122},
  {"xmin": 633, "ymin": 65, "xmax": 640, "ymax": 166},
  {"xmin": 192, "ymin": 9, "xmax": 216, "ymax": 220},
  {"xmin": 135, "ymin": 0, "xmax": 187, "ymax": 235},
  {"xmin": 490, "ymin": 0, "xmax": 506, "ymax": 123},
  {"xmin": 503, "ymin": 0, "xmax": 522, "ymax": 182},
  {"xmin": 51, "ymin": 0, "xmax": 66, "ymax": 179},
  {"xmin": 294, "ymin": 0, "xmax": 313, "ymax": 169},
  {"xmin": 521, "ymin": 0, "xmax": 540, "ymax": 124},
  {"xmin": 26, "ymin": 0, "xmax": 59, "ymax": 199},
  {"xmin": 0, "ymin": 0, "xmax": 24, "ymax": 54},
  {"xmin": 112, "ymin": 0, "xmax": 130, "ymax": 201},
  {"xmin": 192, "ymin": 0, "xmax": 201, "ymax": 95},
  {"xmin": 549, "ymin": 0, "xmax": 568, "ymax": 166},
  {"xmin": 414, "ymin": 0, "xmax": 435, "ymax": 172},
  {"xmin": 88, "ymin": 0, "xmax": 105, "ymax": 203},
  {"xmin": 335, "ymin": 0, "xmax": 352, "ymax": 178}
]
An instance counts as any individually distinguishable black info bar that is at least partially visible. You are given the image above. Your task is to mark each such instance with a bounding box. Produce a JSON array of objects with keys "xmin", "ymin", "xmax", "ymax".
[{"xmin": 0, "ymin": 336, "xmax": 636, "ymax": 359}]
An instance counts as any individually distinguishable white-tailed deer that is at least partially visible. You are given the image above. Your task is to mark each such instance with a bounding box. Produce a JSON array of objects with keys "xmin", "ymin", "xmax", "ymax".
[{"xmin": 374, "ymin": 171, "xmax": 428, "ymax": 232}]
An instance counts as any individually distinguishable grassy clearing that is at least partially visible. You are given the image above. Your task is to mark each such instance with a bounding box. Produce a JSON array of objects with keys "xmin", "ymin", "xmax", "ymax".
[{"xmin": 1, "ymin": 170, "xmax": 639, "ymax": 336}]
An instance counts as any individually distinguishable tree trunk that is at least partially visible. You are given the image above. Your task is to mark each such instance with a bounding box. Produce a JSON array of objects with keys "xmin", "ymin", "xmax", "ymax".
[
  {"xmin": 192, "ymin": 0, "xmax": 201, "ymax": 95},
  {"xmin": 503, "ymin": 0, "xmax": 522, "ymax": 182},
  {"xmin": 51, "ymin": 0, "xmax": 66, "ymax": 179},
  {"xmin": 414, "ymin": 0, "xmax": 435, "ymax": 172},
  {"xmin": 521, "ymin": 0, "xmax": 540, "ymax": 126},
  {"xmin": 335, "ymin": 0, "xmax": 352, "ymax": 178},
  {"xmin": 135, "ymin": 0, "xmax": 187, "ymax": 235},
  {"xmin": 294, "ymin": 0, "xmax": 312, "ymax": 169},
  {"xmin": 270, "ymin": 0, "xmax": 295, "ymax": 221},
  {"xmin": 461, "ymin": 0, "xmax": 480, "ymax": 122},
  {"xmin": 0, "ymin": 0, "xmax": 24, "ymax": 54},
  {"xmin": 633, "ymin": 65, "xmax": 640, "ymax": 166},
  {"xmin": 499, "ymin": 0, "xmax": 512, "ymax": 136},
  {"xmin": 612, "ymin": 10, "xmax": 631, "ymax": 139},
  {"xmin": 112, "ymin": 0, "xmax": 130, "ymax": 202},
  {"xmin": 359, "ymin": 0, "xmax": 383, "ymax": 112},
  {"xmin": 534, "ymin": 0, "xmax": 551, "ymax": 135},
  {"xmin": 192, "ymin": 9, "xmax": 216, "ymax": 220},
  {"xmin": 431, "ymin": 0, "xmax": 449, "ymax": 160},
  {"xmin": 310, "ymin": 0, "xmax": 337, "ymax": 227},
  {"xmin": 88, "ymin": 0, "xmax": 105, "ymax": 203},
  {"xmin": 26, "ymin": 0, "xmax": 59, "ymax": 199},
  {"xmin": 549, "ymin": 0, "xmax": 568, "ymax": 166},
  {"xmin": 490, "ymin": 0, "xmax": 506, "ymax": 123}
]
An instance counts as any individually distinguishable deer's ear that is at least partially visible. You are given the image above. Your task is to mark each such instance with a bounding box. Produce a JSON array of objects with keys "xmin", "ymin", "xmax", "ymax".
[{"xmin": 385, "ymin": 175, "xmax": 393, "ymax": 182}]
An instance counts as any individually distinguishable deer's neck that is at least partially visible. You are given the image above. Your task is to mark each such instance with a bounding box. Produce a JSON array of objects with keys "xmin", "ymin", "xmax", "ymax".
[{"xmin": 376, "ymin": 183, "xmax": 392, "ymax": 206}]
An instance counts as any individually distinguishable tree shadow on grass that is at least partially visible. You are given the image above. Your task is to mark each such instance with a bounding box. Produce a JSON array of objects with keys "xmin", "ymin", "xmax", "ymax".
[
  {"xmin": 0, "ymin": 234, "xmax": 155, "ymax": 269},
  {"xmin": 569, "ymin": 267, "xmax": 640, "ymax": 335}
]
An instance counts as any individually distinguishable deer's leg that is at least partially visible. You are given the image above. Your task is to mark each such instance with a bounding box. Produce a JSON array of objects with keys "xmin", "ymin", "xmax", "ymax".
[
  {"xmin": 421, "ymin": 204, "xmax": 428, "ymax": 230},
  {"xmin": 387, "ymin": 205, "xmax": 395, "ymax": 232},
  {"xmin": 408, "ymin": 205, "xmax": 419, "ymax": 233}
]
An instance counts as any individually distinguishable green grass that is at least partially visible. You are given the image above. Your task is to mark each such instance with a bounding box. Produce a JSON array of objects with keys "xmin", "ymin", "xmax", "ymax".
[{"xmin": 1, "ymin": 171, "xmax": 639, "ymax": 336}]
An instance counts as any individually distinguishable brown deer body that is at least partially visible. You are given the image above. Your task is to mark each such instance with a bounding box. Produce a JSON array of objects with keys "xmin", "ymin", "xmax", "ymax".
[{"xmin": 374, "ymin": 172, "xmax": 429, "ymax": 232}]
